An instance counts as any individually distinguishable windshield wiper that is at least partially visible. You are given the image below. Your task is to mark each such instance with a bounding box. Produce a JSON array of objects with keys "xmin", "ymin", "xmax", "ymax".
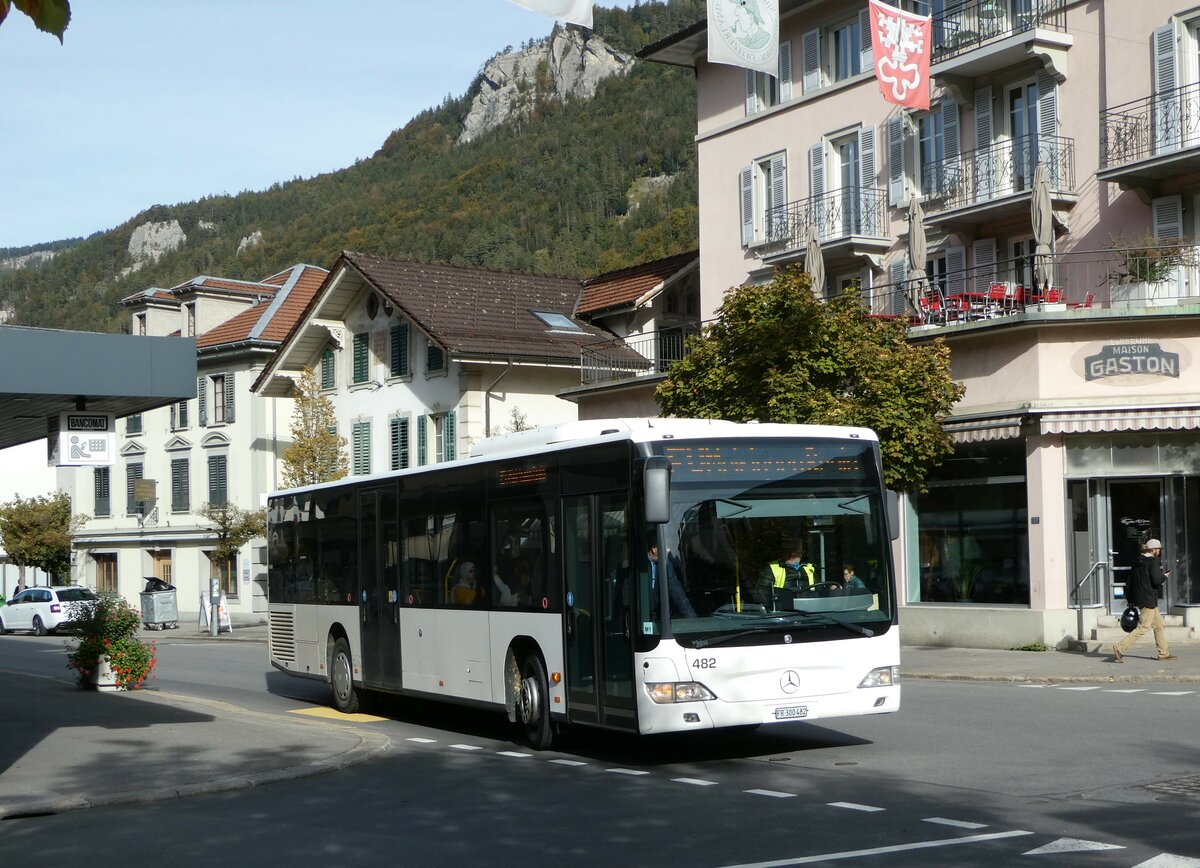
[
  {"xmin": 692, "ymin": 623, "xmax": 788, "ymax": 649},
  {"xmin": 786, "ymin": 609, "xmax": 875, "ymax": 637}
]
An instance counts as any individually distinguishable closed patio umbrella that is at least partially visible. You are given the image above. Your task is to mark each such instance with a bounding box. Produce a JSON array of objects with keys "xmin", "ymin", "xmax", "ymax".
[
  {"xmin": 1031, "ymin": 161, "xmax": 1053, "ymax": 293},
  {"xmin": 907, "ymin": 195, "xmax": 929, "ymax": 314},
  {"xmin": 804, "ymin": 222, "xmax": 825, "ymax": 296}
]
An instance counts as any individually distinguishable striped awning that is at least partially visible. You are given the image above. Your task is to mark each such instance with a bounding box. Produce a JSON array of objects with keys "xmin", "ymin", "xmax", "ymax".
[
  {"xmin": 1039, "ymin": 407, "xmax": 1200, "ymax": 435},
  {"xmin": 944, "ymin": 415, "xmax": 1025, "ymax": 443}
]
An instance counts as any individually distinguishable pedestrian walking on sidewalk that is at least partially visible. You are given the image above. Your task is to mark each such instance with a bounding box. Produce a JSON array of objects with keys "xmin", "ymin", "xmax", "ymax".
[{"xmin": 1113, "ymin": 538, "xmax": 1177, "ymax": 662}]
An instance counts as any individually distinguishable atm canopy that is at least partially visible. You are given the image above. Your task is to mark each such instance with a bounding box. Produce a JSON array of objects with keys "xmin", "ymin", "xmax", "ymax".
[{"xmin": 0, "ymin": 326, "xmax": 197, "ymax": 450}]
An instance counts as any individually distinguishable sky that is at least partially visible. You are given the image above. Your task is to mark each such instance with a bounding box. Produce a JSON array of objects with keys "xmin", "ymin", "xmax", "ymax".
[{"xmin": 0, "ymin": 0, "xmax": 635, "ymax": 251}]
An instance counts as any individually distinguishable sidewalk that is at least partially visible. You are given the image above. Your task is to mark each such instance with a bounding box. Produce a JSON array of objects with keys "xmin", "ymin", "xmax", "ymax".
[{"xmin": 901, "ymin": 642, "xmax": 1200, "ymax": 684}]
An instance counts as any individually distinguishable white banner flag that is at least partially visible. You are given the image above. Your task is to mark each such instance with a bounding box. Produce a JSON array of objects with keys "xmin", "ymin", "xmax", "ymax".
[
  {"xmin": 707, "ymin": 0, "xmax": 778, "ymax": 76},
  {"xmin": 506, "ymin": 0, "xmax": 593, "ymax": 29}
]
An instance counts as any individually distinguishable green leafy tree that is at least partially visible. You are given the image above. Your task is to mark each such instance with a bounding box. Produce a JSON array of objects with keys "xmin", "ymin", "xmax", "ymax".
[
  {"xmin": 0, "ymin": 0, "xmax": 71, "ymax": 41},
  {"xmin": 0, "ymin": 492, "xmax": 83, "ymax": 588},
  {"xmin": 656, "ymin": 266, "xmax": 965, "ymax": 491},
  {"xmin": 198, "ymin": 502, "xmax": 267, "ymax": 627},
  {"xmin": 280, "ymin": 367, "xmax": 348, "ymax": 488}
]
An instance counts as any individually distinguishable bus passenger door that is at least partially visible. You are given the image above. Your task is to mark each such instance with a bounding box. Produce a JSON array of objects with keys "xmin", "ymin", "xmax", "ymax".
[
  {"xmin": 361, "ymin": 485, "xmax": 402, "ymax": 690},
  {"xmin": 563, "ymin": 494, "xmax": 636, "ymax": 731}
]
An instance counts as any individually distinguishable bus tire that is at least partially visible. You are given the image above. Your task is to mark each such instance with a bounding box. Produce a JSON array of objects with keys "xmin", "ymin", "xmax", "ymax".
[
  {"xmin": 518, "ymin": 653, "xmax": 555, "ymax": 750},
  {"xmin": 330, "ymin": 637, "xmax": 361, "ymax": 715}
]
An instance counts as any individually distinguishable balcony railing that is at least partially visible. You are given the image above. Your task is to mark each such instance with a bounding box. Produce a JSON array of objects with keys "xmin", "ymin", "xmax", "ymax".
[
  {"xmin": 932, "ymin": 0, "xmax": 1067, "ymax": 65},
  {"xmin": 922, "ymin": 135, "xmax": 1074, "ymax": 215},
  {"xmin": 580, "ymin": 325, "xmax": 701, "ymax": 385},
  {"xmin": 1100, "ymin": 80, "xmax": 1200, "ymax": 169},
  {"xmin": 764, "ymin": 187, "xmax": 886, "ymax": 252}
]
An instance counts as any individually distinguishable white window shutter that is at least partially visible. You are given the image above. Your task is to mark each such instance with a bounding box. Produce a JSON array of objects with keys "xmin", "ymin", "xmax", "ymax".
[
  {"xmin": 859, "ymin": 265, "xmax": 874, "ymax": 308},
  {"xmin": 739, "ymin": 166, "xmax": 755, "ymax": 246},
  {"xmin": 802, "ymin": 28, "xmax": 821, "ymax": 94},
  {"xmin": 769, "ymin": 152, "xmax": 787, "ymax": 214},
  {"xmin": 888, "ymin": 259, "xmax": 908, "ymax": 314},
  {"xmin": 745, "ymin": 68, "xmax": 758, "ymax": 116},
  {"xmin": 946, "ymin": 245, "xmax": 967, "ymax": 296},
  {"xmin": 808, "ymin": 142, "xmax": 825, "ymax": 240},
  {"xmin": 972, "ymin": 238, "xmax": 997, "ymax": 294},
  {"xmin": 858, "ymin": 7, "xmax": 873, "ymax": 72},
  {"xmin": 1152, "ymin": 195, "xmax": 1185, "ymax": 294},
  {"xmin": 778, "ymin": 41, "xmax": 792, "ymax": 102},
  {"xmin": 941, "ymin": 95, "xmax": 960, "ymax": 200},
  {"xmin": 974, "ymin": 86, "xmax": 994, "ymax": 200},
  {"xmin": 858, "ymin": 125, "xmax": 877, "ymax": 235},
  {"xmin": 1153, "ymin": 23, "xmax": 1180, "ymax": 154},
  {"xmin": 1036, "ymin": 71, "xmax": 1058, "ymax": 177},
  {"xmin": 887, "ymin": 115, "xmax": 905, "ymax": 206}
]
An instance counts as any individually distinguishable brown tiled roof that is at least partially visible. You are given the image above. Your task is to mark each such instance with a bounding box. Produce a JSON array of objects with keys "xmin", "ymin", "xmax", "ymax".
[
  {"xmin": 341, "ymin": 252, "xmax": 606, "ymax": 361},
  {"xmin": 196, "ymin": 265, "xmax": 328, "ymax": 350},
  {"xmin": 576, "ymin": 250, "xmax": 698, "ymax": 316}
]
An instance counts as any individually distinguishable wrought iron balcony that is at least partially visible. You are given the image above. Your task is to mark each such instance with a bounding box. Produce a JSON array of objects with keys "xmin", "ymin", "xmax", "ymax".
[
  {"xmin": 763, "ymin": 187, "xmax": 886, "ymax": 253},
  {"xmin": 932, "ymin": 0, "xmax": 1067, "ymax": 65},
  {"xmin": 580, "ymin": 325, "xmax": 700, "ymax": 386},
  {"xmin": 1100, "ymin": 80, "xmax": 1200, "ymax": 172},
  {"xmin": 921, "ymin": 135, "xmax": 1074, "ymax": 217}
]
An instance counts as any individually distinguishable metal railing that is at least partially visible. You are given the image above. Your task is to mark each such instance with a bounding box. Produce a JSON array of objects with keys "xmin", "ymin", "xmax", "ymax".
[
  {"xmin": 764, "ymin": 187, "xmax": 887, "ymax": 253},
  {"xmin": 932, "ymin": 0, "xmax": 1067, "ymax": 65},
  {"xmin": 922, "ymin": 135, "xmax": 1074, "ymax": 214},
  {"xmin": 580, "ymin": 324, "xmax": 701, "ymax": 385},
  {"xmin": 1101, "ymin": 80, "xmax": 1200, "ymax": 169}
]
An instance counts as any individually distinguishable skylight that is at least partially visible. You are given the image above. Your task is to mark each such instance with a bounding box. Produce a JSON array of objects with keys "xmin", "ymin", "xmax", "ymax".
[{"xmin": 531, "ymin": 310, "xmax": 585, "ymax": 332}]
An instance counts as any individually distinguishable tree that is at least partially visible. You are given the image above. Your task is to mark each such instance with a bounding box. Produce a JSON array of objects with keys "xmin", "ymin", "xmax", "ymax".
[
  {"xmin": 0, "ymin": 492, "xmax": 83, "ymax": 588},
  {"xmin": 280, "ymin": 367, "xmax": 348, "ymax": 488},
  {"xmin": 0, "ymin": 0, "xmax": 71, "ymax": 42},
  {"xmin": 655, "ymin": 266, "xmax": 965, "ymax": 491}
]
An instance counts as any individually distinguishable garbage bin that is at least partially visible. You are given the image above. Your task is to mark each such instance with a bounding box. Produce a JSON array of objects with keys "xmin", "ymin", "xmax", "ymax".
[{"xmin": 140, "ymin": 577, "xmax": 178, "ymax": 630}]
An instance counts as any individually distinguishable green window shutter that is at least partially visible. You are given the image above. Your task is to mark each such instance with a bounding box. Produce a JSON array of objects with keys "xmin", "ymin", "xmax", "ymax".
[
  {"xmin": 444, "ymin": 410, "xmax": 456, "ymax": 461},
  {"xmin": 426, "ymin": 340, "xmax": 445, "ymax": 373},
  {"xmin": 208, "ymin": 454, "xmax": 228, "ymax": 507},
  {"xmin": 390, "ymin": 417, "xmax": 409, "ymax": 470},
  {"xmin": 171, "ymin": 458, "xmax": 189, "ymax": 512},
  {"xmin": 417, "ymin": 415, "xmax": 427, "ymax": 466},
  {"xmin": 126, "ymin": 413, "xmax": 142, "ymax": 435},
  {"xmin": 390, "ymin": 324, "xmax": 409, "ymax": 377},
  {"xmin": 353, "ymin": 421, "xmax": 371, "ymax": 475},
  {"xmin": 223, "ymin": 371, "xmax": 236, "ymax": 423},
  {"xmin": 178, "ymin": 400, "xmax": 189, "ymax": 429},
  {"xmin": 126, "ymin": 462, "xmax": 143, "ymax": 514},
  {"xmin": 353, "ymin": 333, "xmax": 368, "ymax": 383},
  {"xmin": 94, "ymin": 467, "xmax": 110, "ymax": 517},
  {"xmin": 197, "ymin": 376, "xmax": 207, "ymax": 427},
  {"xmin": 320, "ymin": 348, "xmax": 335, "ymax": 389}
]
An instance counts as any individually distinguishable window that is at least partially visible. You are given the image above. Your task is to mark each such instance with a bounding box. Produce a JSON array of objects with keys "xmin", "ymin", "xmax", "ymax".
[
  {"xmin": 416, "ymin": 411, "xmax": 456, "ymax": 466},
  {"xmin": 170, "ymin": 400, "xmax": 189, "ymax": 431},
  {"xmin": 186, "ymin": 303, "xmax": 196, "ymax": 337},
  {"xmin": 95, "ymin": 554, "xmax": 117, "ymax": 594},
  {"xmin": 888, "ymin": 96, "xmax": 959, "ymax": 206},
  {"xmin": 208, "ymin": 454, "xmax": 228, "ymax": 507},
  {"xmin": 531, "ymin": 311, "xmax": 584, "ymax": 332},
  {"xmin": 320, "ymin": 347, "xmax": 335, "ymax": 390},
  {"xmin": 126, "ymin": 462, "xmax": 144, "ymax": 515},
  {"xmin": 126, "ymin": 414, "xmax": 143, "ymax": 435},
  {"xmin": 744, "ymin": 42, "xmax": 792, "ymax": 115},
  {"xmin": 352, "ymin": 332, "xmax": 369, "ymax": 384},
  {"xmin": 94, "ymin": 467, "xmax": 111, "ymax": 517},
  {"xmin": 209, "ymin": 552, "xmax": 238, "ymax": 599},
  {"xmin": 833, "ymin": 18, "xmax": 863, "ymax": 81},
  {"xmin": 426, "ymin": 341, "xmax": 446, "ymax": 374},
  {"xmin": 802, "ymin": 9, "xmax": 871, "ymax": 95},
  {"xmin": 171, "ymin": 458, "xmax": 190, "ymax": 512},
  {"xmin": 739, "ymin": 151, "xmax": 787, "ymax": 247},
  {"xmin": 389, "ymin": 324, "xmax": 409, "ymax": 377},
  {"xmin": 200, "ymin": 372, "xmax": 234, "ymax": 426},
  {"xmin": 136, "ymin": 313, "xmax": 146, "ymax": 336},
  {"xmin": 352, "ymin": 421, "xmax": 372, "ymax": 476},
  {"xmin": 390, "ymin": 417, "xmax": 410, "ymax": 471}
]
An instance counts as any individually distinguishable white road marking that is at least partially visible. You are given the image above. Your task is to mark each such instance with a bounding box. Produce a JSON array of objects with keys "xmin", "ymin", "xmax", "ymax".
[
  {"xmin": 715, "ymin": 829, "xmax": 1033, "ymax": 866},
  {"xmin": 745, "ymin": 789, "xmax": 796, "ymax": 799},
  {"xmin": 922, "ymin": 817, "xmax": 987, "ymax": 829},
  {"xmin": 1106, "ymin": 689, "xmax": 1147, "ymax": 693},
  {"xmin": 606, "ymin": 768, "xmax": 650, "ymax": 776},
  {"xmin": 673, "ymin": 777, "xmax": 719, "ymax": 786},
  {"xmin": 449, "ymin": 744, "xmax": 483, "ymax": 751},
  {"xmin": 405, "ymin": 737, "xmax": 437, "ymax": 744},
  {"xmin": 1018, "ymin": 684, "xmax": 1050, "ymax": 688},
  {"xmin": 497, "ymin": 751, "xmax": 531, "ymax": 758},
  {"xmin": 548, "ymin": 759, "xmax": 587, "ymax": 766},
  {"xmin": 1131, "ymin": 855, "xmax": 1200, "ymax": 867},
  {"xmin": 1058, "ymin": 686, "xmax": 1103, "ymax": 691},
  {"xmin": 1023, "ymin": 837, "xmax": 1124, "ymax": 855},
  {"xmin": 1149, "ymin": 691, "xmax": 1194, "ymax": 697},
  {"xmin": 827, "ymin": 801, "xmax": 885, "ymax": 812}
]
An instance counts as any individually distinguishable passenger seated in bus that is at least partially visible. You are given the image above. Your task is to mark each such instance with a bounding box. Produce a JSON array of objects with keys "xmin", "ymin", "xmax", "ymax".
[
  {"xmin": 841, "ymin": 564, "xmax": 868, "ymax": 591},
  {"xmin": 645, "ymin": 535, "xmax": 697, "ymax": 618},
  {"xmin": 493, "ymin": 556, "xmax": 534, "ymax": 607},
  {"xmin": 451, "ymin": 561, "xmax": 485, "ymax": 606}
]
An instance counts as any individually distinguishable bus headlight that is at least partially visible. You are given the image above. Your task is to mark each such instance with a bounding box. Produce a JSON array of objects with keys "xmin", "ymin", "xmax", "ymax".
[
  {"xmin": 646, "ymin": 682, "xmax": 716, "ymax": 704},
  {"xmin": 858, "ymin": 666, "xmax": 900, "ymax": 688}
]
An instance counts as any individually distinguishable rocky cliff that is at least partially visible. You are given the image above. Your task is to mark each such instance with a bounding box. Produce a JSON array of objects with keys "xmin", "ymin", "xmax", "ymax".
[{"xmin": 458, "ymin": 29, "xmax": 633, "ymax": 145}]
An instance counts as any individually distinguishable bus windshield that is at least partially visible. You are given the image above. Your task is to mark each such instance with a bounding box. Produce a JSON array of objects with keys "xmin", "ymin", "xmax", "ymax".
[{"xmin": 651, "ymin": 438, "xmax": 893, "ymax": 637}]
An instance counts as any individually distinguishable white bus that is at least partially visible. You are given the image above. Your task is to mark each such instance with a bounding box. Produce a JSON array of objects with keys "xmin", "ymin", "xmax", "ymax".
[{"xmin": 267, "ymin": 418, "xmax": 900, "ymax": 747}]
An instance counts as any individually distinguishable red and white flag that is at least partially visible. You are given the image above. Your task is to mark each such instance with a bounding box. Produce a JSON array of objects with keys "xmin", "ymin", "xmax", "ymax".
[
  {"xmin": 506, "ymin": 0, "xmax": 593, "ymax": 29},
  {"xmin": 868, "ymin": 0, "xmax": 931, "ymax": 111}
]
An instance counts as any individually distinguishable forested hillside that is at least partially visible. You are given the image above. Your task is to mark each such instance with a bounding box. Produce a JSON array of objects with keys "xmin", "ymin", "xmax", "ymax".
[{"xmin": 1, "ymin": 0, "xmax": 703, "ymax": 333}]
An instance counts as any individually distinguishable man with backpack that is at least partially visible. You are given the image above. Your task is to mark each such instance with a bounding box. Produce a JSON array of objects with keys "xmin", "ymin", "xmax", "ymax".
[{"xmin": 1113, "ymin": 538, "xmax": 1177, "ymax": 662}]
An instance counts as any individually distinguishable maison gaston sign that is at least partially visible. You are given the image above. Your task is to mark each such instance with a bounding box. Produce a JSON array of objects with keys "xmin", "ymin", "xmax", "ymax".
[{"xmin": 1081, "ymin": 341, "xmax": 1182, "ymax": 382}]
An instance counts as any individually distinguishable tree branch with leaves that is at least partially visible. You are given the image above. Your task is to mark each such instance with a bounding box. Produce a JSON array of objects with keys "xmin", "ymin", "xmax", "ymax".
[
  {"xmin": 0, "ymin": 0, "xmax": 71, "ymax": 41},
  {"xmin": 0, "ymin": 492, "xmax": 85, "ymax": 589},
  {"xmin": 280, "ymin": 367, "xmax": 348, "ymax": 489}
]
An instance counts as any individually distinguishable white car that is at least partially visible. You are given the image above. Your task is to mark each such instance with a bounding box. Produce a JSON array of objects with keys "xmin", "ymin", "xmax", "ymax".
[{"xmin": 0, "ymin": 586, "xmax": 98, "ymax": 635}]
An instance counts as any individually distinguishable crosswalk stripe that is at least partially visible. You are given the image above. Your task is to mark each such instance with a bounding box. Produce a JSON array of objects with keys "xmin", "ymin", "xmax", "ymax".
[
  {"xmin": 923, "ymin": 817, "xmax": 987, "ymax": 829},
  {"xmin": 746, "ymin": 789, "xmax": 796, "ymax": 798},
  {"xmin": 827, "ymin": 801, "xmax": 884, "ymax": 812},
  {"xmin": 673, "ymin": 777, "xmax": 718, "ymax": 786}
]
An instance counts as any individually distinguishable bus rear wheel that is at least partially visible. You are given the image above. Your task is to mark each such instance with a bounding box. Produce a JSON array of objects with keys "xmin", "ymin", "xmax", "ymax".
[
  {"xmin": 518, "ymin": 654, "xmax": 555, "ymax": 750},
  {"xmin": 330, "ymin": 637, "xmax": 361, "ymax": 715}
]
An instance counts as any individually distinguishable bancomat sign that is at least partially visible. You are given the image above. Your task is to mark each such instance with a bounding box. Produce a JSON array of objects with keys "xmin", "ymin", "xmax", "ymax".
[{"xmin": 48, "ymin": 412, "xmax": 116, "ymax": 466}]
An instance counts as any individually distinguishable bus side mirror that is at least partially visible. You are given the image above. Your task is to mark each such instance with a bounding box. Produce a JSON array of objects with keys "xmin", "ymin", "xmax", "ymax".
[
  {"xmin": 886, "ymin": 490, "xmax": 900, "ymax": 541},
  {"xmin": 644, "ymin": 457, "xmax": 671, "ymax": 525}
]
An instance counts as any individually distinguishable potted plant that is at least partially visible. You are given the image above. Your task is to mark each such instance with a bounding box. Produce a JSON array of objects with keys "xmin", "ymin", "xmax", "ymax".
[
  {"xmin": 1107, "ymin": 233, "xmax": 1190, "ymax": 304},
  {"xmin": 66, "ymin": 592, "xmax": 156, "ymax": 690}
]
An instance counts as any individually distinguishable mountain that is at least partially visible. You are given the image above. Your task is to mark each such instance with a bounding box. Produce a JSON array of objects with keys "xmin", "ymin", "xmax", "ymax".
[{"xmin": 0, "ymin": 0, "xmax": 704, "ymax": 334}]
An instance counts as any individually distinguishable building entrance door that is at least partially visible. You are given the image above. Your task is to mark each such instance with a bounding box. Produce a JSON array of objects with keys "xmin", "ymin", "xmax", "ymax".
[{"xmin": 1104, "ymin": 479, "xmax": 1165, "ymax": 615}]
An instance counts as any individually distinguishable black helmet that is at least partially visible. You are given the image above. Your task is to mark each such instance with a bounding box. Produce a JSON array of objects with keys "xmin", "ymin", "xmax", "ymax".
[{"xmin": 1119, "ymin": 605, "xmax": 1140, "ymax": 633}]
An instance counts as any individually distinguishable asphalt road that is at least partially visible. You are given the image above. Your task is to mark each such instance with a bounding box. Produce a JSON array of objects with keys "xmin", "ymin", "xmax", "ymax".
[{"xmin": 2, "ymin": 635, "xmax": 1198, "ymax": 866}]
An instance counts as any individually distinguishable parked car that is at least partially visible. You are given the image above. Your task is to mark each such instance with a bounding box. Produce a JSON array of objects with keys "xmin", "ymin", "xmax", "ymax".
[{"xmin": 0, "ymin": 586, "xmax": 99, "ymax": 635}]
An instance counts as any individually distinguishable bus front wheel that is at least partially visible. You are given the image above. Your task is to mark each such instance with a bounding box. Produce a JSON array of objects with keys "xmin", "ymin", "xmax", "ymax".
[
  {"xmin": 330, "ymin": 637, "xmax": 361, "ymax": 715},
  {"xmin": 518, "ymin": 654, "xmax": 555, "ymax": 750}
]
